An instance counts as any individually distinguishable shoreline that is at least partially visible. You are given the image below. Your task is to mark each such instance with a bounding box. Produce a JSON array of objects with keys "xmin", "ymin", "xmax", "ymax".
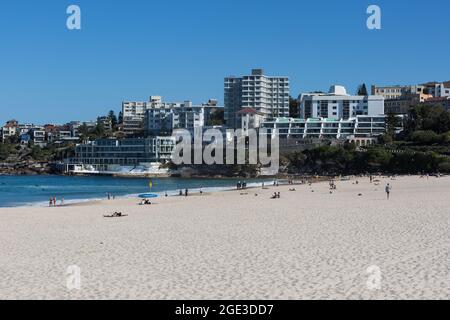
[
  {"xmin": 1, "ymin": 174, "xmax": 433, "ymax": 209},
  {"xmin": 0, "ymin": 178, "xmax": 278, "ymax": 209}
]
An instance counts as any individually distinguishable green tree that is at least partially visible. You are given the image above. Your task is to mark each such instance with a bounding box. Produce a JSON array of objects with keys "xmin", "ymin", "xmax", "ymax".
[
  {"xmin": 0, "ymin": 143, "xmax": 13, "ymax": 161},
  {"xmin": 78, "ymin": 124, "xmax": 90, "ymax": 140},
  {"xmin": 289, "ymin": 96, "xmax": 299, "ymax": 118},
  {"xmin": 407, "ymin": 105, "xmax": 450, "ymax": 134},
  {"xmin": 378, "ymin": 134, "xmax": 393, "ymax": 145},
  {"xmin": 207, "ymin": 109, "xmax": 225, "ymax": 126},
  {"xmin": 409, "ymin": 130, "xmax": 443, "ymax": 145},
  {"xmin": 386, "ymin": 113, "xmax": 399, "ymax": 138},
  {"xmin": 284, "ymin": 151, "xmax": 306, "ymax": 171},
  {"xmin": 108, "ymin": 110, "xmax": 118, "ymax": 129},
  {"xmin": 357, "ymin": 83, "xmax": 368, "ymax": 96},
  {"xmin": 365, "ymin": 148, "xmax": 393, "ymax": 170}
]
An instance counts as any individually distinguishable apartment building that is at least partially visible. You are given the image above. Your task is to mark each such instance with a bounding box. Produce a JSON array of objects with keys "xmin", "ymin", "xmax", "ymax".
[
  {"xmin": 422, "ymin": 82, "xmax": 450, "ymax": 98},
  {"xmin": 261, "ymin": 115, "xmax": 387, "ymax": 141},
  {"xmin": 383, "ymin": 93, "xmax": 434, "ymax": 115},
  {"xmin": 68, "ymin": 121, "xmax": 96, "ymax": 138},
  {"xmin": 224, "ymin": 69, "xmax": 290, "ymax": 129},
  {"xmin": 97, "ymin": 116, "xmax": 113, "ymax": 131},
  {"xmin": 138, "ymin": 97, "xmax": 222, "ymax": 136},
  {"xmin": 121, "ymin": 101, "xmax": 147, "ymax": 136},
  {"xmin": 371, "ymin": 85, "xmax": 426, "ymax": 99},
  {"xmin": 1, "ymin": 120, "xmax": 18, "ymax": 141},
  {"xmin": 299, "ymin": 86, "xmax": 384, "ymax": 120},
  {"xmin": 373, "ymin": 82, "xmax": 450, "ymax": 114},
  {"xmin": 69, "ymin": 137, "xmax": 175, "ymax": 171}
]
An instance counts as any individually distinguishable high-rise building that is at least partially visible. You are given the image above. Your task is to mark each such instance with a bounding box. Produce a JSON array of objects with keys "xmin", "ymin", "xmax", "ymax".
[
  {"xmin": 121, "ymin": 101, "xmax": 147, "ymax": 136},
  {"xmin": 224, "ymin": 69, "xmax": 290, "ymax": 129}
]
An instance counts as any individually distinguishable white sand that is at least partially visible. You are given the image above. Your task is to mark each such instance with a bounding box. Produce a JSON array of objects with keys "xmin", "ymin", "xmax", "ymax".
[{"xmin": 1, "ymin": 175, "xmax": 450, "ymax": 300}]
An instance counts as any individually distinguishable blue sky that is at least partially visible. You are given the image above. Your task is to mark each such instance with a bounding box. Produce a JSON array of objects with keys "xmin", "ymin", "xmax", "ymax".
[{"xmin": 1, "ymin": 0, "xmax": 449, "ymax": 124}]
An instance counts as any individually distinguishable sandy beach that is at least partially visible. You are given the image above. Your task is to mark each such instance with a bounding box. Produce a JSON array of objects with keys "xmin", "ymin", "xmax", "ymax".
[{"xmin": 1, "ymin": 175, "xmax": 450, "ymax": 300}]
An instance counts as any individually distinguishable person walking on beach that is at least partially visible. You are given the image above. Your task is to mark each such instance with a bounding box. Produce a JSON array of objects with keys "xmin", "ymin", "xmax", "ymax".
[
  {"xmin": 385, "ymin": 183, "xmax": 392, "ymax": 200},
  {"xmin": 185, "ymin": 189, "xmax": 188, "ymax": 197},
  {"xmin": 49, "ymin": 197, "xmax": 53, "ymax": 207}
]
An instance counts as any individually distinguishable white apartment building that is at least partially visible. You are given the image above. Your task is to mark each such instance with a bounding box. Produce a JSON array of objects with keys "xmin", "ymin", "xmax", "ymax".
[
  {"xmin": 121, "ymin": 101, "xmax": 147, "ymax": 136},
  {"xmin": 1, "ymin": 126, "xmax": 17, "ymax": 141},
  {"xmin": 299, "ymin": 86, "xmax": 384, "ymax": 120},
  {"xmin": 225, "ymin": 69, "xmax": 290, "ymax": 129},
  {"xmin": 30, "ymin": 129, "xmax": 46, "ymax": 145},
  {"xmin": 145, "ymin": 100, "xmax": 219, "ymax": 135},
  {"xmin": 261, "ymin": 115, "xmax": 387, "ymax": 141},
  {"xmin": 122, "ymin": 96, "xmax": 220, "ymax": 136},
  {"xmin": 423, "ymin": 82, "xmax": 450, "ymax": 98},
  {"xmin": 1, "ymin": 120, "xmax": 18, "ymax": 141},
  {"xmin": 69, "ymin": 137, "xmax": 176, "ymax": 171}
]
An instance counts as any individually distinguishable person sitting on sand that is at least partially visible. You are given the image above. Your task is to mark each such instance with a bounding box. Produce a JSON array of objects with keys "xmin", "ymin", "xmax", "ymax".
[
  {"xmin": 271, "ymin": 193, "xmax": 277, "ymax": 199},
  {"xmin": 140, "ymin": 199, "xmax": 151, "ymax": 205}
]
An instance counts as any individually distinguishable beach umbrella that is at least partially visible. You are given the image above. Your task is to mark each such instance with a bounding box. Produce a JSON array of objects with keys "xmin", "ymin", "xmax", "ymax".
[{"xmin": 138, "ymin": 193, "xmax": 159, "ymax": 199}]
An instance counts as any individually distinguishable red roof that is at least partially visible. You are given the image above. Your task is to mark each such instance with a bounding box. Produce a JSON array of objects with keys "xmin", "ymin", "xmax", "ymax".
[{"xmin": 237, "ymin": 107, "xmax": 260, "ymax": 115}]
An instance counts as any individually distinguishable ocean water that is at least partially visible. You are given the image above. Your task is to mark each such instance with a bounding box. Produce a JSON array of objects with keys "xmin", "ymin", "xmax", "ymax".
[{"xmin": 0, "ymin": 175, "xmax": 270, "ymax": 208}]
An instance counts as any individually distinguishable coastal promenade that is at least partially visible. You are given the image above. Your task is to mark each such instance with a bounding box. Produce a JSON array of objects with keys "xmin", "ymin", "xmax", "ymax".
[{"xmin": 1, "ymin": 175, "xmax": 450, "ymax": 299}]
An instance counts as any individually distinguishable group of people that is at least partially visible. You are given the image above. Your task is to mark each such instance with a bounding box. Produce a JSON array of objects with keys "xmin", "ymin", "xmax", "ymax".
[
  {"xmin": 329, "ymin": 180, "xmax": 337, "ymax": 190},
  {"xmin": 271, "ymin": 192, "xmax": 281, "ymax": 199},
  {"xmin": 179, "ymin": 189, "xmax": 189, "ymax": 197},
  {"xmin": 49, "ymin": 196, "xmax": 63, "ymax": 207},
  {"xmin": 237, "ymin": 181, "xmax": 247, "ymax": 190},
  {"xmin": 140, "ymin": 199, "xmax": 152, "ymax": 205}
]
